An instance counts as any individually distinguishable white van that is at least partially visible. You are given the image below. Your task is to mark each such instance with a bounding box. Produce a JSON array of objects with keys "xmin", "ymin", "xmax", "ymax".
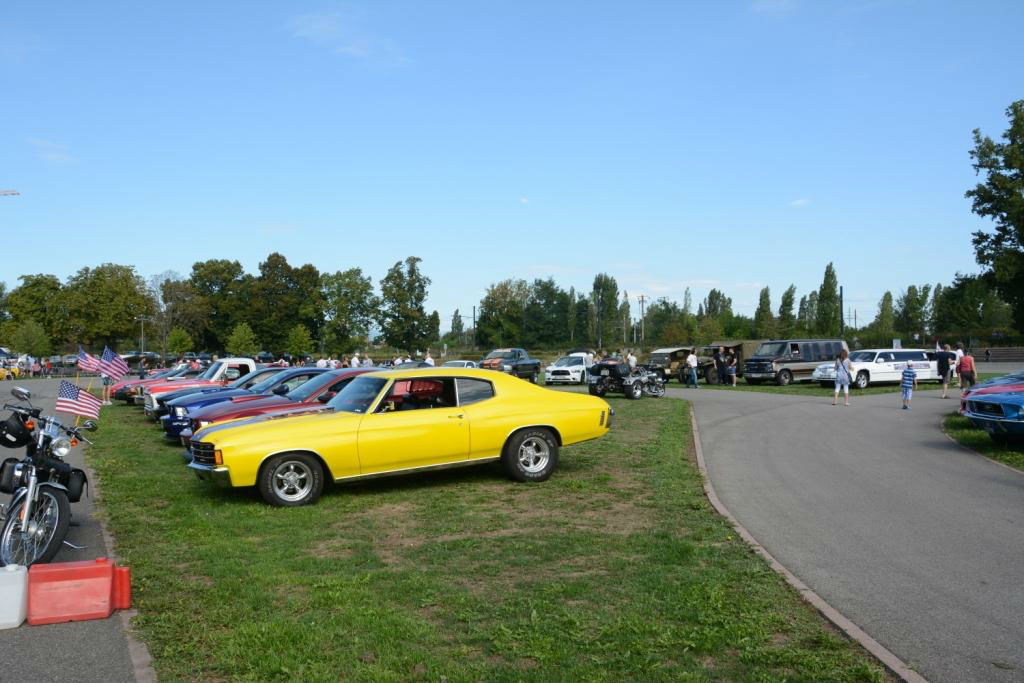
[{"xmin": 812, "ymin": 348, "xmax": 938, "ymax": 389}]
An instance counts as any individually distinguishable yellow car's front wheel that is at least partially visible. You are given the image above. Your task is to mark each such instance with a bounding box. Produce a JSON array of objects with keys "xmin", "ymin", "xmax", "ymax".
[{"xmin": 258, "ymin": 453, "xmax": 325, "ymax": 507}]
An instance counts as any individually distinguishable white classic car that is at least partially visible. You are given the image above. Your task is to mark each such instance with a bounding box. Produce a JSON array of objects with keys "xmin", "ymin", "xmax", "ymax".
[
  {"xmin": 545, "ymin": 353, "xmax": 589, "ymax": 385},
  {"xmin": 812, "ymin": 348, "xmax": 939, "ymax": 389}
]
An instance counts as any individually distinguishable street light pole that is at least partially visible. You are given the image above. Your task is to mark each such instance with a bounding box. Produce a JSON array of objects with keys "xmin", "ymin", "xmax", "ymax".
[{"xmin": 637, "ymin": 295, "xmax": 648, "ymax": 346}]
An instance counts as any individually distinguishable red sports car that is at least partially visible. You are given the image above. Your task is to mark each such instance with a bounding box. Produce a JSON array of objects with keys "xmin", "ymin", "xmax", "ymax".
[
  {"xmin": 112, "ymin": 365, "xmax": 198, "ymax": 402},
  {"xmin": 180, "ymin": 368, "xmax": 371, "ymax": 445}
]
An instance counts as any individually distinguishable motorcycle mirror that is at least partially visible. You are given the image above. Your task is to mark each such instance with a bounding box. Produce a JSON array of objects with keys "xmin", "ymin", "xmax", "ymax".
[
  {"xmin": 11, "ymin": 386, "xmax": 31, "ymax": 401},
  {"xmin": 82, "ymin": 420, "xmax": 98, "ymax": 432}
]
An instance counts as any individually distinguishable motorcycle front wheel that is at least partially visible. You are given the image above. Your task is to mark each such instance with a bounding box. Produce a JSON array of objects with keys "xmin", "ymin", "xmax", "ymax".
[
  {"xmin": 0, "ymin": 488, "xmax": 71, "ymax": 566},
  {"xmin": 645, "ymin": 382, "xmax": 666, "ymax": 398}
]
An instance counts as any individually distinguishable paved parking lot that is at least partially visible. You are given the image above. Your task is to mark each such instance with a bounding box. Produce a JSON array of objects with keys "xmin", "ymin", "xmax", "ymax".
[{"xmin": 0, "ymin": 379, "xmax": 139, "ymax": 683}]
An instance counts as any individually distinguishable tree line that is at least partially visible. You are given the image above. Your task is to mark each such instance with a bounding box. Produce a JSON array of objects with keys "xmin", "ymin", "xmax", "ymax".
[{"xmin": 1, "ymin": 101, "xmax": 1021, "ymax": 357}]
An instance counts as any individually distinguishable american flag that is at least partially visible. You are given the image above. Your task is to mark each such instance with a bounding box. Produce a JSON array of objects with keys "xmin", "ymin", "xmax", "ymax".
[
  {"xmin": 78, "ymin": 346, "xmax": 101, "ymax": 373},
  {"xmin": 99, "ymin": 346, "xmax": 129, "ymax": 378},
  {"xmin": 55, "ymin": 380, "xmax": 102, "ymax": 419}
]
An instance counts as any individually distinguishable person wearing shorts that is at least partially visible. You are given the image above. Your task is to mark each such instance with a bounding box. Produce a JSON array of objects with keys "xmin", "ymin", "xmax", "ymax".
[
  {"xmin": 957, "ymin": 350, "xmax": 976, "ymax": 394},
  {"xmin": 936, "ymin": 344, "xmax": 956, "ymax": 399},
  {"xmin": 900, "ymin": 362, "xmax": 917, "ymax": 410},
  {"xmin": 832, "ymin": 349, "xmax": 852, "ymax": 406},
  {"xmin": 101, "ymin": 373, "xmax": 112, "ymax": 405}
]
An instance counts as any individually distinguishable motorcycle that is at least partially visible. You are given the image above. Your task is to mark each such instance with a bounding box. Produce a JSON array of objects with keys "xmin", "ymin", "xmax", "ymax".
[
  {"xmin": 587, "ymin": 360, "xmax": 665, "ymax": 400},
  {"xmin": 0, "ymin": 386, "xmax": 96, "ymax": 566}
]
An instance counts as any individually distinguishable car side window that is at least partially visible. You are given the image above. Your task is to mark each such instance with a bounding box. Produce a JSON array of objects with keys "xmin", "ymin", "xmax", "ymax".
[
  {"xmin": 790, "ymin": 343, "xmax": 801, "ymax": 357},
  {"xmin": 225, "ymin": 368, "xmax": 241, "ymax": 380},
  {"xmin": 377, "ymin": 378, "xmax": 457, "ymax": 413},
  {"xmin": 456, "ymin": 378, "xmax": 495, "ymax": 406},
  {"xmin": 282, "ymin": 373, "xmax": 315, "ymax": 392}
]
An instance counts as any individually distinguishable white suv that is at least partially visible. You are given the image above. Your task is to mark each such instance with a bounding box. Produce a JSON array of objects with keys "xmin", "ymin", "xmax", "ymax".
[{"xmin": 812, "ymin": 348, "xmax": 938, "ymax": 389}]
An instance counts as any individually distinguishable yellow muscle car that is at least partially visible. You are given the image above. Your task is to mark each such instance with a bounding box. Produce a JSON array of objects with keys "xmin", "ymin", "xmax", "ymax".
[{"xmin": 187, "ymin": 368, "xmax": 613, "ymax": 506}]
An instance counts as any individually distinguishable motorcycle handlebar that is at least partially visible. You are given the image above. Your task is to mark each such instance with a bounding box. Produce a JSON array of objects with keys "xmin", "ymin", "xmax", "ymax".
[{"xmin": 3, "ymin": 404, "xmax": 42, "ymax": 418}]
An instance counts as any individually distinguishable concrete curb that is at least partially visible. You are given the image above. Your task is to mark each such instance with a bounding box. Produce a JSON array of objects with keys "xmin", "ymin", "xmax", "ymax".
[
  {"xmin": 81, "ymin": 436, "xmax": 158, "ymax": 683},
  {"xmin": 688, "ymin": 408, "xmax": 929, "ymax": 683}
]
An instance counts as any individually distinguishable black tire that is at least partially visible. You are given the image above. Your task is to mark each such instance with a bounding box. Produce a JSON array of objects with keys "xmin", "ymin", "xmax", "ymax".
[
  {"xmin": 588, "ymin": 383, "xmax": 606, "ymax": 397},
  {"xmin": 776, "ymin": 369, "xmax": 792, "ymax": 386},
  {"xmin": 855, "ymin": 371, "xmax": 869, "ymax": 390},
  {"xmin": 0, "ymin": 487, "xmax": 71, "ymax": 566},
  {"xmin": 820, "ymin": 382, "xmax": 832, "ymax": 388},
  {"xmin": 579, "ymin": 373, "xmax": 587, "ymax": 385},
  {"xmin": 258, "ymin": 452, "xmax": 325, "ymax": 507},
  {"xmin": 704, "ymin": 366, "xmax": 719, "ymax": 385},
  {"xmin": 529, "ymin": 372, "xmax": 538, "ymax": 384},
  {"xmin": 745, "ymin": 378, "xmax": 762, "ymax": 385},
  {"xmin": 678, "ymin": 370, "xmax": 687, "ymax": 384},
  {"xmin": 502, "ymin": 428, "xmax": 559, "ymax": 482},
  {"xmin": 627, "ymin": 381, "xmax": 643, "ymax": 400},
  {"xmin": 989, "ymin": 433, "xmax": 1011, "ymax": 446}
]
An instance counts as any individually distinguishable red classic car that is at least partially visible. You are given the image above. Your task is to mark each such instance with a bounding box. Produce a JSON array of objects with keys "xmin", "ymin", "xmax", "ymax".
[
  {"xmin": 180, "ymin": 368, "xmax": 371, "ymax": 445},
  {"xmin": 112, "ymin": 365, "xmax": 198, "ymax": 402}
]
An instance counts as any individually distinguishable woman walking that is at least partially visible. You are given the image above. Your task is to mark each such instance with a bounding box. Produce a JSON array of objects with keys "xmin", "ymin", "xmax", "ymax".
[{"xmin": 833, "ymin": 349, "xmax": 853, "ymax": 406}]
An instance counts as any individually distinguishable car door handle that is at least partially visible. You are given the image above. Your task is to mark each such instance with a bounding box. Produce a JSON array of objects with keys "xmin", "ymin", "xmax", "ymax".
[{"xmin": 449, "ymin": 414, "xmax": 464, "ymax": 419}]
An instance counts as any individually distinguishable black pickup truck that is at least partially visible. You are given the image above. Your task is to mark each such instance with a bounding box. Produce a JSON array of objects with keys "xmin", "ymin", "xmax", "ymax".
[{"xmin": 479, "ymin": 348, "xmax": 543, "ymax": 383}]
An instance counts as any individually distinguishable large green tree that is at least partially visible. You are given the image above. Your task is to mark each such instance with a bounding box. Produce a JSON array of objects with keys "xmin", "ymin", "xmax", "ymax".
[
  {"xmin": 815, "ymin": 263, "xmax": 841, "ymax": 336},
  {"xmin": 321, "ymin": 268, "xmax": 377, "ymax": 354},
  {"xmin": 873, "ymin": 292, "xmax": 895, "ymax": 340},
  {"xmin": 378, "ymin": 257, "xmax": 433, "ymax": 352},
  {"xmin": 476, "ymin": 279, "xmax": 530, "ymax": 347},
  {"xmin": 522, "ymin": 278, "xmax": 569, "ymax": 347},
  {"xmin": 249, "ymin": 253, "xmax": 322, "ymax": 352},
  {"xmin": 967, "ymin": 100, "xmax": 1024, "ymax": 332},
  {"xmin": 10, "ymin": 319, "xmax": 50, "ymax": 357},
  {"xmin": 285, "ymin": 324, "xmax": 314, "ymax": 358},
  {"xmin": 590, "ymin": 274, "xmax": 619, "ymax": 349},
  {"xmin": 225, "ymin": 322, "xmax": 258, "ymax": 357},
  {"xmin": 932, "ymin": 275, "xmax": 1013, "ymax": 337},
  {"xmin": 778, "ymin": 285, "xmax": 797, "ymax": 337},
  {"xmin": 166, "ymin": 327, "xmax": 193, "ymax": 355},
  {"xmin": 5, "ymin": 274, "xmax": 64, "ymax": 344},
  {"xmin": 61, "ymin": 264, "xmax": 155, "ymax": 348},
  {"xmin": 754, "ymin": 287, "xmax": 776, "ymax": 338},
  {"xmin": 895, "ymin": 284, "xmax": 932, "ymax": 338},
  {"xmin": 189, "ymin": 259, "xmax": 252, "ymax": 351}
]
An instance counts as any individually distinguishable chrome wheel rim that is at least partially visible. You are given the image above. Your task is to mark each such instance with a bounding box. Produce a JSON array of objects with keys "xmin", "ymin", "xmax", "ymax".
[
  {"xmin": 1, "ymin": 491, "xmax": 61, "ymax": 565},
  {"xmin": 518, "ymin": 437, "xmax": 550, "ymax": 474},
  {"xmin": 272, "ymin": 461, "xmax": 313, "ymax": 502}
]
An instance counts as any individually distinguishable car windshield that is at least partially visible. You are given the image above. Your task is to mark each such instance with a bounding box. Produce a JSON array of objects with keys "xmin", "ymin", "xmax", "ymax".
[
  {"xmin": 849, "ymin": 351, "xmax": 876, "ymax": 362},
  {"xmin": 227, "ymin": 368, "xmax": 274, "ymax": 389},
  {"xmin": 198, "ymin": 362, "xmax": 222, "ymax": 380},
  {"xmin": 555, "ymin": 356, "xmax": 583, "ymax": 366},
  {"xmin": 754, "ymin": 342, "xmax": 787, "ymax": 357},
  {"xmin": 286, "ymin": 372, "xmax": 338, "ymax": 401},
  {"xmin": 484, "ymin": 351, "xmax": 516, "ymax": 360},
  {"xmin": 249, "ymin": 371, "xmax": 289, "ymax": 393},
  {"xmin": 328, "ymin": 376, "xmax": 388, "ymax": 413}
]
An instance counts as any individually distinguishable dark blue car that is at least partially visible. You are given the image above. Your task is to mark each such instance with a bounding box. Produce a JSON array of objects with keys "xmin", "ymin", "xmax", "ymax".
[
  {"xmin": 160, "ymin": 367, "xmax": 326, "ymax": 441},
  {"xmin": 149, "ymin": 367, "xmax": 286, "ymax": 419},
  {"xmin": 964, "ymin": 391, "xmax": 1024, "ymax": 445}
]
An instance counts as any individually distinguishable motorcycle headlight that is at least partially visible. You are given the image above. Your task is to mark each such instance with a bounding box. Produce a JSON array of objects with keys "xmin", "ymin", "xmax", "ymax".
[
  {"xmin": 51, "ymin": 436, "xmax": 72, "ymax": 459},
  {"xmin": 175, "ymin": 406, "xmax": 188, "ymax": 418}
]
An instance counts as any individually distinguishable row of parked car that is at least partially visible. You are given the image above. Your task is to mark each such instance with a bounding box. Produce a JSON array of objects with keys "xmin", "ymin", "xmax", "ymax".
[{"xmin": 107, "ymin": 358, "xmax": 614, "ymax": 507}]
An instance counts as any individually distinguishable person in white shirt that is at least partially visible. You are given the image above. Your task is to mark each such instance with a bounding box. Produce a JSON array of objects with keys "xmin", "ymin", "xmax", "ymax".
[
  {"xmin": 351, "ymin": 352, "xmax": 360, "ymax": 367},
  {"xmin": 626, "ymin": 350, "xmax": 637, "ymax": 369},
  {"xmin": 362, "ymin": 356, "xmax": 373, "ymax": 368},
  {"xmin": 316, "ymin": 357, "xmax": 327, "ymax": 368},
  {"xmin": 424, "ymin": 352, "xmax": 434, "ymax": 366},
  {"xmin": 685, "ymin": 351, "xmax": 699, "ymax": 388}
]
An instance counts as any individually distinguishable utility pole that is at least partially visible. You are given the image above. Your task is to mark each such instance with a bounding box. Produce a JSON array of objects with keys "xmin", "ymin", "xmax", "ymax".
[
  {"xmin": 637, "ymin": 295, "xmax": 648, "ymax": 346},
  {"xmin": 596, "ymin": 291, "xmax": 603, "ymax": 350},
  {"xmin": 135, "ymin": 315, "xmax": 152, "ymax": 355}
]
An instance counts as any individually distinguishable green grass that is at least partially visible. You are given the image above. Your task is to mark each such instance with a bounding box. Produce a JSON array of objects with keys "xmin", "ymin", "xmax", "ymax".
[
  {"xmin": 943, "ymin": 414, "xmax": 1024, "ymax": 472},
  {"xmin": 679, "ymin": 372, "xmax": 1005, "ymax": 398},
  {"xmin": 88, "ymin": 400, "xmax": 886, "ymax": 683}
]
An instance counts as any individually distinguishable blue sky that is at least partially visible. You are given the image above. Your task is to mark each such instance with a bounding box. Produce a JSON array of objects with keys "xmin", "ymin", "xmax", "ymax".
[{"xmin": 1, "ymin": 1, "xmax": 1022, "ymax": 330}]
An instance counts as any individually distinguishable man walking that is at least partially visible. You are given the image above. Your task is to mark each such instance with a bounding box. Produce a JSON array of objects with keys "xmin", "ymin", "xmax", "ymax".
[
  {"xmin": 936, "ymin": 344, "xmax": 956, "ymax": 399},
  {"xmin": 686, "ymin": 351, "xmax": 699, "ymax": 388}
]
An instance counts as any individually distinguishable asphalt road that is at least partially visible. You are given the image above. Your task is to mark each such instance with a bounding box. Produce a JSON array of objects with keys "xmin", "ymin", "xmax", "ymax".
[
  {"xmin": 0, "ymin": 379, "xmax": 137, "ymax": 683},
  {"xmin": 678, "ymin": 382, "xmax": 1024, "ymax": 683}
]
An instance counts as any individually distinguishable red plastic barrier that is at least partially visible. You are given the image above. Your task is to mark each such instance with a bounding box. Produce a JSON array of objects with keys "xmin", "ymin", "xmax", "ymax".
[{"xmin": 27, "ymin": 557, "xmax": 131, "ymax": 626}]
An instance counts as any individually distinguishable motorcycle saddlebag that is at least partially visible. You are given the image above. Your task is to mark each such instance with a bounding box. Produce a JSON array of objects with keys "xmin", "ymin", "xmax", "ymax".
[
  {"xmin": 0, "ymin": 457, "xmax": 21, "ymax": 494},
  {"xmin": 0, "ymin": 413, "xmax": 32, "ymax": 449},
  {"xmin": 66, "ymin": 468, "xmax": 88, "ymax": 503}
]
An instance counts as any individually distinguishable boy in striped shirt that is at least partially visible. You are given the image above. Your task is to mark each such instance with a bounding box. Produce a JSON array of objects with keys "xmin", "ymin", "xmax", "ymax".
[{"xmin": 901, "ymin": 362, "xmax": 918, "ymax": 410}]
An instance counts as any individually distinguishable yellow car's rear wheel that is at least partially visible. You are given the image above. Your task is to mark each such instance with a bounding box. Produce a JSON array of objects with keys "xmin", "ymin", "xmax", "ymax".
[{"xmin": 502, "ymin": 428, "xmax": 558, "ymax": 483}]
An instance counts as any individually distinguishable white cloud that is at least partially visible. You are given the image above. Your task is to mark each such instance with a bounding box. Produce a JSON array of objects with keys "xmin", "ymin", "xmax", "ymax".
[
  {"xmin": 789, "ymin": 198, "xmax": 810, "ymax": 208},
  {"xmin": 27, "ymin": 138, "xmax": 76, "ymax": 163},
  {"xmin": 288, "ymin": 10, "xmax": 404, "ymax": 63}
]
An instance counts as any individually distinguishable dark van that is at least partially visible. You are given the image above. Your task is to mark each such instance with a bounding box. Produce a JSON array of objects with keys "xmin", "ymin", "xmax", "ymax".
[{"xmin": 742, "ymin": 339, "xmax": 849, "ymax": 386}]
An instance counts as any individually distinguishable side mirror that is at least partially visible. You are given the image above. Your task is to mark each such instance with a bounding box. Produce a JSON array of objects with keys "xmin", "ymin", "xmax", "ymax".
[
  {"xmin": 273, "ymin": 385, "xmax": 290, "ymax": 395},
  {"xmin": 875, "ymin": 357, "xmax": 885, "ymax": 364},
  {"xmin": 317, "ymin": 391, "xmax": 336, "ymax": 403},
  {"xmin": 12, "ymin": 387, "xmax": 31, "ymax": 401},
  {"xmin": 81, "ymin": 420, "xmax": 98, "ymax": 432}
]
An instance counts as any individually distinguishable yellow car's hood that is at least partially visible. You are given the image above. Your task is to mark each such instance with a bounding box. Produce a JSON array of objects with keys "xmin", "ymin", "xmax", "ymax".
[{"xmin": 194, "ymin": 410, "xmax": 362, "ymax": 452}]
